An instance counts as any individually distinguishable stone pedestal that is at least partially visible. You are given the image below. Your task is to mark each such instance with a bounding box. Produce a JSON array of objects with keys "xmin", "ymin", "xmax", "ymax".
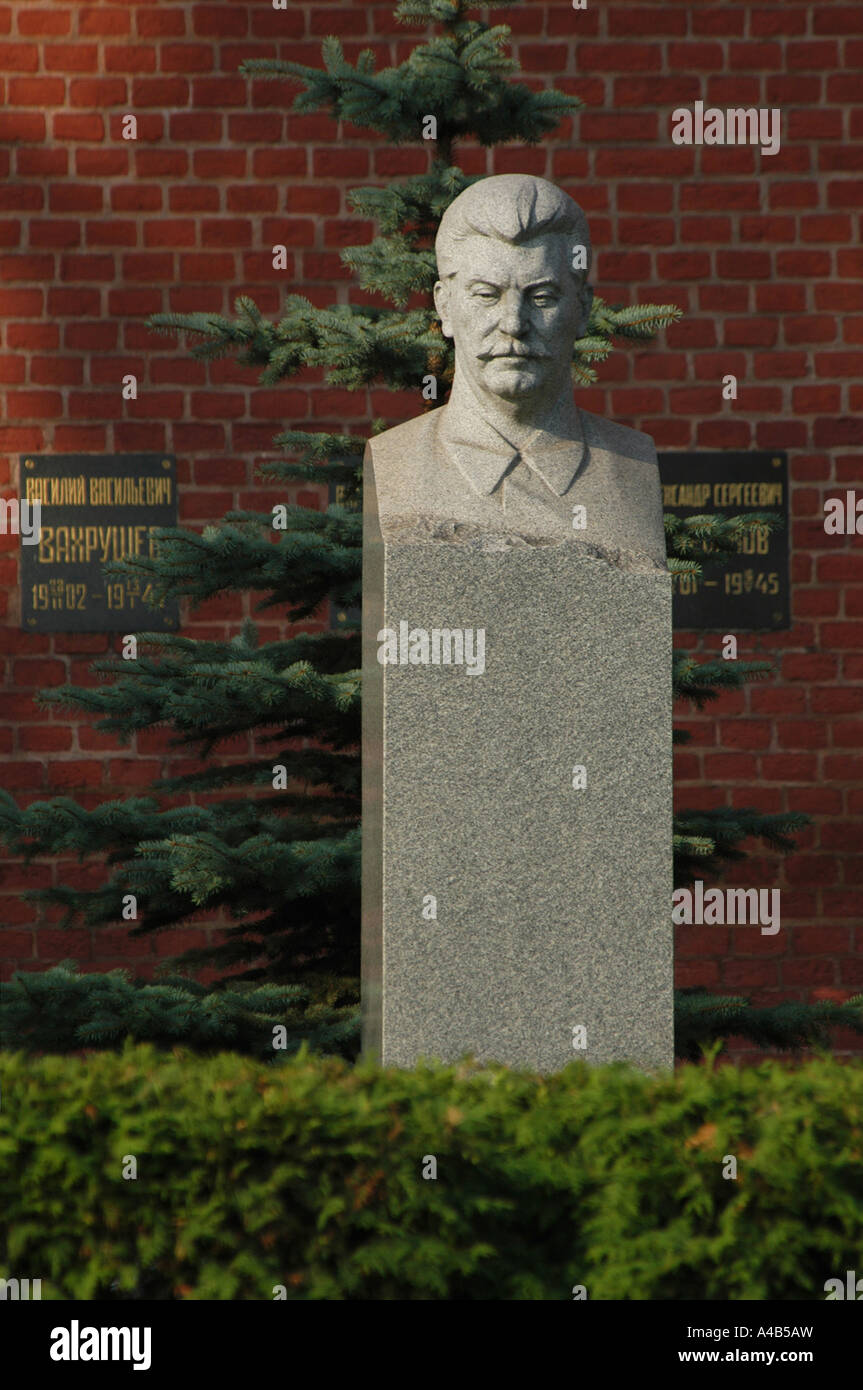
[{"xmin": 362, "ymin": 493, "xmax": 674, "ymax": 1074}]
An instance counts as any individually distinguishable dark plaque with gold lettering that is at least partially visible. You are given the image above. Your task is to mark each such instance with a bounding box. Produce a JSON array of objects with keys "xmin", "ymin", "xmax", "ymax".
[
  {"xmin": 657, "ymin": 452, "xmax": 790, "ymax": 631},
  {"xmin": 19, "ymin": 454, "xmax": 179, "ymax": 632}
]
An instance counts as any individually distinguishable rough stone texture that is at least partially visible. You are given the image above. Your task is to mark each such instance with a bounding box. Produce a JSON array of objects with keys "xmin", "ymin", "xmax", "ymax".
[{"xmin": 362, "ymin": 518, "xmax": 674, "ymax": 1073}]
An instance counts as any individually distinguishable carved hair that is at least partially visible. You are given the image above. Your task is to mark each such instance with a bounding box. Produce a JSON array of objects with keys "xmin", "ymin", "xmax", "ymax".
[{"xmin": 435, "ymin": 174, "xmax": 592, "ymax": 282}]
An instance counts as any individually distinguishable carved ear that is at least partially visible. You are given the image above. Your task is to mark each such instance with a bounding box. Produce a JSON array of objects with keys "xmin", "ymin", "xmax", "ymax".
[{"xmin": 433, "ymin": 279, "xmax": 453, "ymax": 338}]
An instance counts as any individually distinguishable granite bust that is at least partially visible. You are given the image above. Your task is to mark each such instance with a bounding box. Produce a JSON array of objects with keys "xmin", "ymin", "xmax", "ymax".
[{"xmin": 363, "ymin": 173, "xmax": 666, "ymax": 566}]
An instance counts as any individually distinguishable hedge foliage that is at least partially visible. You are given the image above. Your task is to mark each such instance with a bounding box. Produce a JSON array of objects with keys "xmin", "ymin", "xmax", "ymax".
[{"xmin": 1, "ymin": 1045, "xmax": 861, "ymax": 1300}]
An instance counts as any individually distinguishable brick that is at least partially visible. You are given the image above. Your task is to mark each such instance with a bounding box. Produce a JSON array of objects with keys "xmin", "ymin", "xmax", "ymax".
[
  {"xmin": 769, "ymin": 182, "xmax": 819, "ymax": 211},
  {"xmin": 34, "ymin": 929, "xmax": 93, "ymax": 960},
  {"xmin": 817, "ymin": 284, "xmax": 863, "ymax": 312},
  {"xmin": 8, "ymin": 77, "xmax": 66, "ymax": 104},
  {"xmin": 612, "ymin": 76, "xmax": 698, "ymax": 107},
  {"xmin": 719, "ymin": 720, "xmax": 772, "ymax": 750},
  {"xmin": 48, "ymin": 186, "xmax": 103, "ymax": 213},
  {"xmin": 190, "ymin": 76, "xmax": 247, "ymax": 108},
  {"xmin": 838, "ymin": 251, "xmax": 863, "ymax": 279},
  {"xmin": 703, "ymin": 753, "xmax": 759, "ymax": 780},
  {"xmin": 618, "ymin": 217, "xmax": 675, "ymax": 246},
  {"xmin": 701, "ymin": 148, "xmax": 756, "ymax": 177},
  {"xmin": 605, "ymin": 6, "xmax": 685, "ymax": 36},
  {"xmin": 0, "ymin": 254, "xmax": 55, "ymax": 282},
  {"xmin": 595, "ymin": 149, "xmax": 694, "ymax": 179},
  {"xmin": 52, "ymin": 114, "xmax": 103, "ymax": 141},
  {"xmin": 754, "ymin": 352, "xmax": 807, "ymax": 379},
  {"xmin": 192, "ymin": 150, "xmax": 246, "ymax": 179},
  {"xmin": 192, "ymin": 5, "xmax": 248, "ymax": 38},
  {"xmin": 655, "ymin": 252, "xmax": 711, "ymax": 280},
  {"xmin": 5, "ymin": 389, "xmax": 63, "ymax": 419},
  {"xmin": 801, "ymin": 214, "xmax": 854, "ymax": 242},
  {"xmin": 579, "ymin": 42, "xmax": 663, "ymax": 71},
  {"xmin": 814, "ymin": 417, "xmax": 863, "ymax": 447},
  {"xmin": 755, "ymin": 419, "xmax": 807, "ymax": 450},
  {"xmin": 667, "ymin": 42, "xmax": 724, "ymax": 69},
  {"xmin": 785, "ymin": 316, "xmax": 838, "ymax": 345},
  {"xmin": 79, "ymin": 8, "xmax": 131, "ymax": 36},
  {"xmin": 787, "ymin": 41, "xmax": 839, "ymax": 70},
  {"xmin": 820, "ymin": 621, "xmax": 863, "ymax": 650},
  {"xmin": 824, "ymin": 754, "xmax": 863, "ymax": 782},
  {"xmin": 681, "ymin": 182, "xmax": 760, "ymax": 212},
  {"xmin": 0, "ymin": 41, "xmax": 39, "ymax": 70},
  {"xmin": 0, "ymin": 931, "xmax": 35, "ymax": 959},
  {"xmin": 749, "ymin": 687, "xmax": 807, "ymax": 715},
  {"xmin": 704, "ymin": 78, "xmax": 761, "ymax": 107},
  {"xmin": 580, "ymin": 113, "xmax": 658, "ymax": 142},
  {"xmin": 676, "ymin": 925, "xmax": 731, "ymax": 957},
  {"xmin": 793, "ymin": 588, "xmax": 839, "ymax": 618},
  {"xmin": 816, "ymin": 352, "xmax": 863, "ymax": 380},
  {"xmin": 722, "ymin": 960, "xmax": 779, "ymax": 987},
  {"xmin": 169, "ymin": 113, "xmax": 222, "ymax": 143},
  {"xmin": 828, "ymin": 181, "xmax": 863, "ymax": 210},
  {"xmin": 0, "ymin": 112, "xmax": 45, "ymax": 141},
  {"xmin": 716, "ymin": 251, "xmax": 772, "ymax": 280},
  {"xmin": 692, "ymin": 9, "xmax": 744, "ymax": 36},
  {"xmin": 675, "ymin": 961, "xmax": 720, "ymax": 987},
  {"xmin": 792, "ymin": 386, "xmax": 841, "ymax": 414},
  {"xmin": 759, "ymin": 754, "xmax": 819, "ymax": 782},
  {"xmin": 788, "ymin": 110, "xmax": 843, "ymax": 140},
  {"xmin": 811, "ymin": 684, "xmax": 863, "ymax": 714},
  {"xmin": 105, "ymin": 45, "xmax": 157, "ymax": 73},
  {"xmin": 681, "ymin": 216, "xmax": 733, "ymax": 244},
  {"xmin": 740, "ymin": 216, "xmax": 796, "ymax": 244},
  {"xmin": 821, "ymin": 148, "xmax": 863, "ymax": 175},
  {"xmin": 793, "ymin": 926, "xmax": 851, "ymax": 954},
  {"xmin": 833, "ymin": 719, "xmax": 863, "ymax": 747},
  {"xmin": 44, "ymin": 44, "xmax": 99, "ymax": 73},
  {"xmin": 178, "ymin": 253, "xmax": 236, "ymax": 281},
  {"xmin": 782, "ymin": 959, "xmax": 836, "ymax": 986},
  {"xmin": 17, "ymin": 10, "xmax": 71, "ymax": 36},
  {"xmin": 813, "ymin": 7, "xmax": 863, "ymax": 34},
  {"xmin": 137, "ymin": 8, "xmax": 187, "ymax": 38},
  {"xmin": 752, "ymin": 9, "xmax": 808, "ymax": 37}
]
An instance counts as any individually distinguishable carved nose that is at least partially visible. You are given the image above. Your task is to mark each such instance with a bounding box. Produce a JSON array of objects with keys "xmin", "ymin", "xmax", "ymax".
[{"xmin": 497, "ymin": 296, "xmax": 527, "ymax": 334}]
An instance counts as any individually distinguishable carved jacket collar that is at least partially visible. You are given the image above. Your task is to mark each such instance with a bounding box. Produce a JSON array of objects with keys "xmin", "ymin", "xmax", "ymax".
[{"xmin": 437, "ymin": 398, "xmax": 587, "ymax": 498}]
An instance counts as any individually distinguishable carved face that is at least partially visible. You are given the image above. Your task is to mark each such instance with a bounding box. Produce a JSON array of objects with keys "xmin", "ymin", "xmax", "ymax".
[{"xmin": 434, "ymin": 235, "xmax": 592, "ymax": 406}]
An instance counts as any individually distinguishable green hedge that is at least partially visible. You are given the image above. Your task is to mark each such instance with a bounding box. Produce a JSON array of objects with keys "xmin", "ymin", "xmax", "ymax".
[{"xmin": 1, "ymin": 1045, "xmax": 861, "ymax": 1300}]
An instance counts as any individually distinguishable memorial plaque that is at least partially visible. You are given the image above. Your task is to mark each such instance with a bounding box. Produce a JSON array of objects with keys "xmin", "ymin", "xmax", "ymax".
[
  {"xmin": 657, "ymin": 452, "xmax": 790, "ymax": 630},
  {"xmin": 19, "ymin": 454, "xmax": 179, "ymax": 632}
]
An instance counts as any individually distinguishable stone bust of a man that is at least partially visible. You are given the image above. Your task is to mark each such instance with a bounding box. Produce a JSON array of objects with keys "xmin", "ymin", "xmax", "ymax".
[{"xmin": 363, "ymin": 173, "xmax": 666, "ymax": 564}]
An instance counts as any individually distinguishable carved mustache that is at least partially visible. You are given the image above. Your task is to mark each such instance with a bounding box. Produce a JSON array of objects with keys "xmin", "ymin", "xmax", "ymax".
[{"xmin": 479, "ymin": 349, "xmax": 549, "ymax": 360}]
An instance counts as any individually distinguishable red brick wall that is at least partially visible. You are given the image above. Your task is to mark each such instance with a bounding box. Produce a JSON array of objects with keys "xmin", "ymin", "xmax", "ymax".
[{"xmin": 0, "ymin": 1, "xmax": 860, "ymax": 1054}]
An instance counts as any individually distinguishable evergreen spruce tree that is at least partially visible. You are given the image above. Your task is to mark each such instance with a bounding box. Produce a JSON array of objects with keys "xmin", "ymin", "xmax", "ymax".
[{"xmin": 1, "ymin": 0, "xmax": 858, "ymax": 1056}]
